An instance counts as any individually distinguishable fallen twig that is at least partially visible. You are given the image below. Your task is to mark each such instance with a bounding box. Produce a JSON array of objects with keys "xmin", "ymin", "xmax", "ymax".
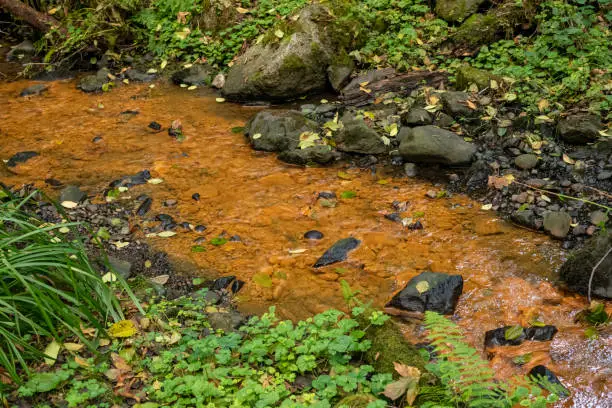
[{"xmin": 588, "ymin": 246, "xmax": 612, "ymax": 302}]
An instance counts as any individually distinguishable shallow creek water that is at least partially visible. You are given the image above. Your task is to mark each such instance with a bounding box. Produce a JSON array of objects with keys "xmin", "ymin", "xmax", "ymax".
[{"xmin": 0, "ymin": 80, "xmax": 610, "ymax": 407}]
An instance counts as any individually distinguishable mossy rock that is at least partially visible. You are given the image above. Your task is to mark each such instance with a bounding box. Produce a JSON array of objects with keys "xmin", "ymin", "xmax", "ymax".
[
  {"xmin": 455, "ymin": 65, "xmax": 503, "ymax": 90},
  {"xmin": 334, "ymin": 394, "xmax": 378, "ymax": 408},
  {"xmin": 194, "ymin": 0, "xmax": 237, "ymax": 33},
  {"xmin": 451, "ymin": 13, "xmax": 500, "ymax": 49},
  {"xmin": 435, "ymin": 0, "xmax": 485, "ymax": 22},
  {"xmin": 450, "ymin": 0, "xmax": 541, "ymax": 50},
  {"xmin": 364, "ymin": 318, "xmax": 426, "ymax": 375},
  {"xmin": 223, "ymin": 4, "xmax": 345, "ymax": 101}
]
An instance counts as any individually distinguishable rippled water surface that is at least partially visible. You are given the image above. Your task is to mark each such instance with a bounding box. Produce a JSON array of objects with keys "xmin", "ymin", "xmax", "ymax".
[{"xmin": 1, "ymin": 80, "xmax": 610, "ymax": 407}]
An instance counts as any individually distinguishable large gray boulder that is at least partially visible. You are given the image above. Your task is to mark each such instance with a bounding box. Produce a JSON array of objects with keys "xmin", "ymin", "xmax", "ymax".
[
  {"xmin": 557, "ymin": 114, "xmax": 602, "ymax": 145},
  {"xmin": 244, "ymin": 110, "xmax": 318, "ymax": 152},
  {"xmin": 398, "ymin": 126, "xmax": 476, "ymax": 165},
  {"xmin": 435, "ymin": 0, "xmax": 485, "ymax": 22},
  {"xmin": 223, "ymin": 5, "xmax": 336, "ymax": 100},
  {"xmin": 559, "ymin": 231, "xmax": 611, "ymax": 299},
  {"xmin": 334, "ymin": 114, "xmax": 387, "ymax": 154}
]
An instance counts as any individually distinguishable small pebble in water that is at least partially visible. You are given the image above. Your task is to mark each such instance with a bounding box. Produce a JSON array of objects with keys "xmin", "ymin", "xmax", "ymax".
[
  {"xmin": 229, "ymin": 235, "xmax": 241, "ymax": 242},
  {"xmin": 193, "ymin": 237, "xmax": 206, "ymax": 244},
  {"xmin": 179, "ymin": 222, "xmax": 191, "ymax": 230},
  {"xmin": 318, "ymin": 191, "xmax": 336, "ymax": 200},
  {"xmin": 304, "ymin": 230, "xmax": 324, "ymax": 240},
  {"xmin": 136, "ymin": 198, "xmax": 152, "ymax": 216},
  {"xmin": 192, "ymin": 193, "xmax": 201, "ymax": 201},
  {"xmin": 408, "ymin": 220, "xmax": 423, "ymax": 230},
  {"xmin": 163, "ymin": 199, "xmax": 177, "ymax": 207},
  {"xmin": 194, "ymin": 225, "xmax": 207, "ymax": 233},
  {"xmin": 92, "ymin": 136, "xmax": 103, "ymax": 143}
]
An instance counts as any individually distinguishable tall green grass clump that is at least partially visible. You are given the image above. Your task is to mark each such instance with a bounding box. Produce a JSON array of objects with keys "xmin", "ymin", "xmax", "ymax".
[{"xmin": 0, "ymin": 191, "xmax": 124, "ymax": 382}]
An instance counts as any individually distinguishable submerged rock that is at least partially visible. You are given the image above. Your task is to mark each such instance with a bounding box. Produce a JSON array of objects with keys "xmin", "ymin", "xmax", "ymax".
[
  {"xmin": 6, "ymin": 151, "xmax": 39, "ymax": 167},
  {"xmin": 334, "ymin": 114, "xmax": 388, "ymax": 154},
  {"xmin": 171, "ymin": 64, "xmax": 214, "ymax": 86},
  {"xmin": 398, "ymin": 126, "xmax": 476, "ymax": 165},
  {"xmin": 313, "ymin": 237, "xmax": 361, "ymax": 267},
  {"xmin": 223, "ymin": 5, "xmax": 338, "ymax": 100},
  {"xmin": 245, "ymin": 110, "xmax": 318, "ymax": 152},
  {"xmin": 484, "ymin": 325, "xmax": 558, "ymax": 348},
  {"xmin": 277, "ymin": 145, "xmax": 335, "ymax": 165},
  {"xmin": 386, "ymin": 272, "xmax": 463, "ymax": 314},
  {"xmin": 109, "ymin": 170, "xmax": 151, "ymax": 188},
  {"xmin": 304, "ymin": 230, "xmax": 324, "ymax": 240},
  {"xmin": 557, "ymin": 114, "xmax": 602, "ymax": 145},
  {"xmin": 78, "ymin": 68, "xmax": 112, "ymax": 93},
  {"xmin": 125, "ymin": 69, "xmax": 156, "ymax": 82},
  {"xmin": 559, "ymin": 230, "xmax": 612, "ymax": 299},
  {"xmin": 19, "ymin": 84, "xmax": 48, "ymax": 97}
]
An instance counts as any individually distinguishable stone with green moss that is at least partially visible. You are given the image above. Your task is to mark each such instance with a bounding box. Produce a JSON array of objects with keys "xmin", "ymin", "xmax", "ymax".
[
  {"xmin": 435, "ymin": 0, "xmax": 485, "ymax": 22},
  {"xmin": 223, "ymin": 5, "xmax": 347, "ymax": 101},
  {"xmin": 455, "ymin": 65, "xmax": 502, "ymax": 90},
  {"xmin": 364, "ymin": 318, "xmax": 426, "ymax": 375},
  {"xmin": 451, "ymin": 13, "xmax": 500, "ymax": 49}
]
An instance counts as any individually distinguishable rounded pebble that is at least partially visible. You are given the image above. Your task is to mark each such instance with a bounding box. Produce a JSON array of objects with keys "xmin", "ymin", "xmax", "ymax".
[{"xmin": 304, "ymin": 230, "xmax": 324, "ymax": 240}]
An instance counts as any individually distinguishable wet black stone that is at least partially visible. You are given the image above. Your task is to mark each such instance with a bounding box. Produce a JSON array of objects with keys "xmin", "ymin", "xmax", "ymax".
[
  {"xmin": 179, "ymin": 222, "xmax": 191, "ymax": 230},
  {"xmin": 6, "ymin": 151, "xmax": 39, "ymax": 167},
  {"xmin": 45, "ymin": 178, "xmax": 63, "ymax": 187},
  {"xmin": 121, "ymin": 110, "xmax": 139, "ymax": 115},
  {"xmin": 192, "ymin": 193, "xmax": 201, "ymax": 201},
  {"xmin": 156, "ymin": 214, "xmax": 174, "ymax": 223},
  {"xmin": 304, "ymin": 230, "xmax": 324, "ymax": 240},
  {"xmin": 194, "ymin": 225, "xmax": 207, "ymax": 233},
  {"xmin": 193, "ymin": 237, "xmax": 206, "ymax": 244},
  {"xmin": 163, "ymin": 222, "xmax": 177, "ymax": 231},
  {"xmin": 229, "ymin": 235, "xmax": 241, "ymax": 242},
  {"xmin": 408, "ymin": 220, "xmax": 424, "ymax": 230},
  {"xmin": 318, "ymin": 191, "xmax": 336, "ymax": 200},
  {"xmin": 386, "ymin": 272, "xmax": 463, "ymax": 314},
  {"xmin": 529, "ymin": 365, "xmax": 568, "ymax": 397},
  {"xmin": 384, "ymin": 213, "xmax": 402, "ymax": 222},
  {"xmin": 109, "ymin": 170, "xmax": 151, "ymax": 188},
  {"xmin": 313, "ymin": 237, "xmax": 361, "ymax": 268},
  {"xmin": 92, "ymin": 136, "xmax": 103, "ymax": 143},
  {"xmin": 148, "ymin": 121, "xmax": 162, "ymax": 131},
  {"xmin": 168, "ymin": 128, "xmax": 182, "ymax": 138},
  {"xmin": 231, "ymin": 280, "xmax": 245, "ymax": 294},
  {"xmin": 484, "ymin": 325, "xmax": 558, "ymax": 348},
  {"xmin": 136, "ymin": 198, "xmax": 152, "ymax": 216},
  {"xmin": 212, "ymin": 276, "xmax": 236, "ymax": 291}
]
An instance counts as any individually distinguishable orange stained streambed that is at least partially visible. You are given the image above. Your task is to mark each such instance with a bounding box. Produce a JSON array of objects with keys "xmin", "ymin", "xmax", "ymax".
[{"xmin": 1, "ymin": 79, "xmax": 610, "ymax": 407}]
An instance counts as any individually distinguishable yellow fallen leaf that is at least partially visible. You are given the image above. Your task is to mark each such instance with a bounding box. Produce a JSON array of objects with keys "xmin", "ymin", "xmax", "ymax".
[
  {"xmin": 537, "ymin": 99, "xmax": 549, "ymax": 112},
  {"xmin": 562, "ymin": 153, "xmax": 575, "ymax": 165},
  {"xmin": 236, "ymin": 7, "xmax": 249, "ymax": 13},
  {"xmin": 74, "ymin": 356, "xmax": 90, "ymax": 367},
  {"xmin": 415, "ymin": 281, "xmax": 429, "ymax": 294},
  {"xmin": 61, "ymin": 201, "xmax": 78, "ymax": 209},
  {"xmin": 44, "ymin": 340, "xmax": 61, "ymax": 366},
  {"xmin": 64, "ymin": 342, "xmax": 84, "ymax": 352},
  {"xmin": 481, "ymin": 203, "xmax": 493, "ymax": 210},
  {"xmin": 99, "ymin": 338, "xmax": 111, "ymax": 347},
  {"xmin": 108, "ymin": 320, "xmax": 137, "ymax": 338}
]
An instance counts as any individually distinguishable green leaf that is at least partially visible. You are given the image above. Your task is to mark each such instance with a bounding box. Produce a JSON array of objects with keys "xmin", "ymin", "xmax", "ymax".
[
  {"xmin": 504, "ymin": 325, "xmax": 524, "ymax": 340},
  {"xmin": 191, "ymin": 245, "xmax": 206, "ymax": 253},
  {"xmin": 253, "ymin": 273, "xmax": 273, "ymax": 287},
  {"xmin": 340, "ymin": 191, "xmax": 357, "ymax": 199},
  {"xmin": 19, "ymin": 370, "xmax": 72, "ymax": 396},
  {"xmin": 210, "ymin": 237, "xmax": 227, "ymax": 246}
]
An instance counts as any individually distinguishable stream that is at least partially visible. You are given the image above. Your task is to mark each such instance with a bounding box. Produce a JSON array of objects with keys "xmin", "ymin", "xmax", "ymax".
[{"xmin": 1, "ymin": 79, "xmax": 610, "ymax": 407}]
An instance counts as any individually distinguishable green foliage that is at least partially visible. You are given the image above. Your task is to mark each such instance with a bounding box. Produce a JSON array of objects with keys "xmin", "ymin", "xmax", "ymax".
[
  {"xmin": 424, "ymin": 311, "xmax": 563, "ymax": 408},
  {"xmin": 467, "ymin": 0, "xmax": 611, "ymax": 114},
  {"xmin": 0, "ymin": 192, "xmax": 124, "ymax": 382},
  {"xmin": 133, "ymin": 0, "xmax": 309, "ymax": 66},
  {"xmin": 342, "ymin": 0, "xmax": 450, "ymax": 70}
]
